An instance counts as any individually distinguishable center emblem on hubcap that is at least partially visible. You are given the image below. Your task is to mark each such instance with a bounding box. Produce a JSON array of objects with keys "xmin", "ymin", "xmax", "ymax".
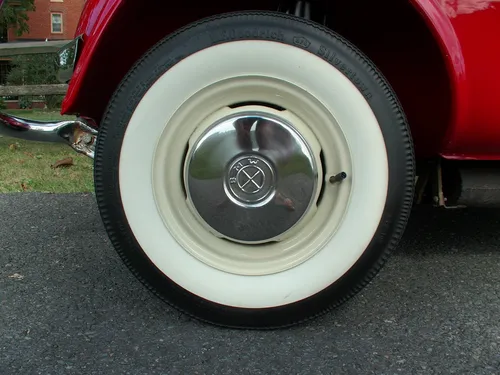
[
  {"xmin": 226, "ymin": 155, "xmax": 275, "ymax": 206},
  {"xmin": 235, "ymin": 165, "xmax": 265, "ymax": 194}
]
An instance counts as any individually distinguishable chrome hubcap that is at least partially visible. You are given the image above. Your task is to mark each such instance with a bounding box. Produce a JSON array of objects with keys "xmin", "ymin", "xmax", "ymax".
[{"xmin": 185, "ymin": 111, "xmax": 320, "ymax": 243}]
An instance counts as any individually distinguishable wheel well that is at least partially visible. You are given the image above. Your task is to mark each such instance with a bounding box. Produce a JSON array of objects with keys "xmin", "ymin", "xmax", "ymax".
[
  {"xmin": 328, "ymin": 0, "xmax": 452, "ymax": 158},
  {"xmin": 75, "ymin": 0, "xmax": 451, "ymax": 157}
]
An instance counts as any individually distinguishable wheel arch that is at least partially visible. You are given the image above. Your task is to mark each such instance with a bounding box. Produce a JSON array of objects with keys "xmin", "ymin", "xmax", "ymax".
[{"xmin": 64, "ymin": 0, "xmax": 458, "ymax": 158}]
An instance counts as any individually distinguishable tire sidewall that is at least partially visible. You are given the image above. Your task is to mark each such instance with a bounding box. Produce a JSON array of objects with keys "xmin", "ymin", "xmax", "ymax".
[{"xmin": 94, "ymin": 12, "xmax": 414, "ymax": 328}]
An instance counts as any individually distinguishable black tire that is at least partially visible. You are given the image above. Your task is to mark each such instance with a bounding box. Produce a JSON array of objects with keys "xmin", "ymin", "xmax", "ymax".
[{"xmin": 94, "ymin": 11, "xmax": 415, "ymax": 329}]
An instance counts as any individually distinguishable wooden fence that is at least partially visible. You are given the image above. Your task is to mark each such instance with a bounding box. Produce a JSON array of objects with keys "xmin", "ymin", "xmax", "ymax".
[{"xmin": 0, "ymin": 40, "xmax": 70, "ymax": 98}]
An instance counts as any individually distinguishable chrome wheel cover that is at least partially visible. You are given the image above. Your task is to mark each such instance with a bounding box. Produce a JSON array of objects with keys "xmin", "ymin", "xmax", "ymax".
[{"xmin": 185, "ymin": 111, "xmax": 319, "ymax": 243}]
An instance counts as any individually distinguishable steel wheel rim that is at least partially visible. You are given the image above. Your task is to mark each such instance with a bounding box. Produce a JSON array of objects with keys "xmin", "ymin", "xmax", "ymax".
[{"xmin": 152, "ymin": 75, "xmax": 352, "ymax": 276}]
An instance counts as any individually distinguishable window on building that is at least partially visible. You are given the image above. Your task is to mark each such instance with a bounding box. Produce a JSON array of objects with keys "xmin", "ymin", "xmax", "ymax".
[{"xmin": 51, "ymin": 13, "xmax": 63, "ymax": 34}]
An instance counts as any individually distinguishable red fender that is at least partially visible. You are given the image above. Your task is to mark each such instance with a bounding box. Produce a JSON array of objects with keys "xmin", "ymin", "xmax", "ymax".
[
  {"xmin": 61, "ymin": 0, "xmax": 122, "ymax": 118},
  {"xmin": 408, "ymin": 0, "xmax": 500, "ymax": 160},
  {"xmin": 62, "ymin": 0, "xmax": 500, "ymax": 160}
]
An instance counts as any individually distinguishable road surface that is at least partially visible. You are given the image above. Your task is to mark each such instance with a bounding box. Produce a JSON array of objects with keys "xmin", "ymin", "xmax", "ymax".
[{"xmin": 1, "ymin": 193, "xmax": 499, "ymax": 374}]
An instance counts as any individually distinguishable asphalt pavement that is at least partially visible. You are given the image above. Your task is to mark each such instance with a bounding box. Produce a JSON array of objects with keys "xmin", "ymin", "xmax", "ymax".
[{"xmin": 1, "ymin": 193, "xmax": 499, "ymax": 375}]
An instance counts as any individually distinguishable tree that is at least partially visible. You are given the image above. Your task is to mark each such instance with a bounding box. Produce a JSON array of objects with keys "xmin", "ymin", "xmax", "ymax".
[{"xmin": 0, "ymin": 0, "xmax": 36, "ymax": 41}]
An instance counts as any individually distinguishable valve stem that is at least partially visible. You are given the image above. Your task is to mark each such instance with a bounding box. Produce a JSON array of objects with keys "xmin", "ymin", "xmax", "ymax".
[{"xmin": 329, "ymin": 172, "xmax": 347, "ymax": 184}]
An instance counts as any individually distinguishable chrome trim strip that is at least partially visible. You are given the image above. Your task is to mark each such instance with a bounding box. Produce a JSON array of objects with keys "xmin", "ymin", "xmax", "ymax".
[{"xmin": 57, "ymin": 35, "xmax": 83, "ymax": 84}]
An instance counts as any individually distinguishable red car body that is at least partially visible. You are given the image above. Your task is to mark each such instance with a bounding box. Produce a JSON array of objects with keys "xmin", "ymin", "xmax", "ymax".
[
  {"xmin": 3, "ymin": 0, "xmax": 500, "ymax": 328},
  {"xmin": 61, "ymin": 0, "xmax": 500, "ymax": 161}
]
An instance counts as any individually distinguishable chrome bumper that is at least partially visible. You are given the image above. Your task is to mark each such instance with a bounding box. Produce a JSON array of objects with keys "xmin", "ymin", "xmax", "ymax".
[{"xmin": 0, "ymin": 114, "xmax": 97, "ymax": 158}]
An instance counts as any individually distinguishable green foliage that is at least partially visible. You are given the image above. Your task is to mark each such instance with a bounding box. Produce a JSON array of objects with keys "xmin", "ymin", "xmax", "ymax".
[
  {"xmin": 18, "ymin": 95, "xmax": 31, "ymax": 109},
  {"xmin": 0, "ymin": 0, "xmax": 36, "ymax": 38},
  {"xmin": 45, "ymin": 95, "xmax": 64, "ymax": 110},
  {"xmin": 7, "ymin": 53, "xmax": 59, "ymax": 85},
  {"xmin": 6, "ymin": 53, "xmax": 60, "ymax": 109}
]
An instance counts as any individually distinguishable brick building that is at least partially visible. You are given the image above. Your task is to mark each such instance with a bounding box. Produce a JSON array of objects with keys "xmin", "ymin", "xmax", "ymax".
[{"xmin": 8, "ymin": 0, "xmax": 86, "ymax": 42}]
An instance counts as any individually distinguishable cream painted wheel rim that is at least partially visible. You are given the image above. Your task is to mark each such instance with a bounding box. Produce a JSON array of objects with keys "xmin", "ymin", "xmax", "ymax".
[
  {"xmin": 119, "ymin": 40, "xmax": 388, "ymax": 308},
  {"xmin": 153, "ymin": 77, "xmax": 349, "ymax": 276}
]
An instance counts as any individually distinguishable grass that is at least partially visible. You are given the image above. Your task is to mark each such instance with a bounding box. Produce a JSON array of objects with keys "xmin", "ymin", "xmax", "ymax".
[
  {"xmin": 0, "ymin": 110, "xmax": 314, "ymax": 193},
  {"xmin": 0, "ymin": 109, "xmax": 94, "ymax": 193}
]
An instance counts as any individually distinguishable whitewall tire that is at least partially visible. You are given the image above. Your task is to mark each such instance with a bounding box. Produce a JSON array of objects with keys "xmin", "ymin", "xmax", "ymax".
[{"xmin": 94, "ymin": 11, "xmax": 415, "ymax": 328}]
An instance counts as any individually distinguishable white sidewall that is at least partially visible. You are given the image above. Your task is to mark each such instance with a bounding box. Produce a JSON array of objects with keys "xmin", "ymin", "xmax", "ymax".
[{"xmin": 119, "ymin": 41, "xmax": 389, "ymax": 308}]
